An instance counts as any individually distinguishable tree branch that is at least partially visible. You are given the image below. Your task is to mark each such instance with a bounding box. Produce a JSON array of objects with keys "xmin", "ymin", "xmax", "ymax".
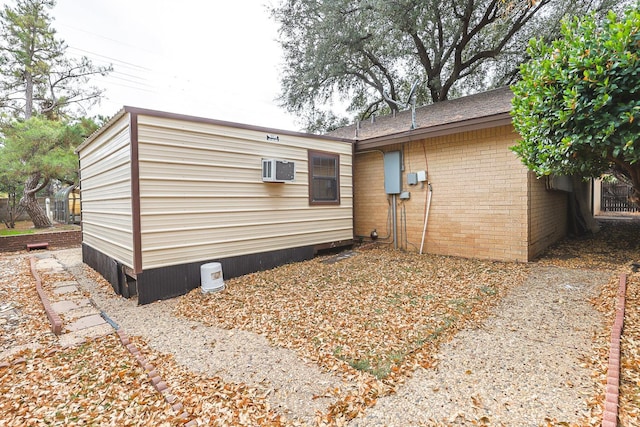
[{"xmin": 25, "ymin": 176, "xmax": 49, "ymax": 195}]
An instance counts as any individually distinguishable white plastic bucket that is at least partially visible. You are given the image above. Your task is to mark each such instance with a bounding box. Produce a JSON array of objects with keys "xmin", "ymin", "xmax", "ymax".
[{"xmin": 200, "ymin": 262, "xmax": 225, "ymax": 293}]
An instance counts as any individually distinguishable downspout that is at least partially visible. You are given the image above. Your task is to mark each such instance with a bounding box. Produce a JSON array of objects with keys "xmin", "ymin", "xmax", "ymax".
[{"xmin": 419, "ymin": 183, "xmax": 432, "ymax": 255}]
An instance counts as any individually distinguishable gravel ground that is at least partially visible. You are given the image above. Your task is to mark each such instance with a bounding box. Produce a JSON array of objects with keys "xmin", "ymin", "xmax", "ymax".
[
  {"xmin": 50, "ymin": 248, "xmax": 610, "ymax": 426},
  {"xmin": 53, "ymin": 249, "xmax": 349, "ymax": 425},
  {"xmin": 349, "ymin": 266, "xmax": 609, "ymax": 426}
]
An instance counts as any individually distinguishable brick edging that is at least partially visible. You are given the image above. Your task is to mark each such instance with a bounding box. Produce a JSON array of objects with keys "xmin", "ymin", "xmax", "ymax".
[
  {"xmin": 27, "ymin": 255, "xmax": 196, "ymax": 425},
  {"xmin": 29, "ymin": 256, "xmax": 63, "ymax": 335},
  {"xmin": 114, "ymin": 329, "xmax": 197, "ymax": 426},
  {"xmin": 602, "ymin": 273, "xmax": 627, "ymax": 427}
]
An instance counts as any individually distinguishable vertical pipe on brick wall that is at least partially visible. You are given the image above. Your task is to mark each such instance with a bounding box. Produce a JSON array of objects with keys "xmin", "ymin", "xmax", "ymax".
[
  {"xmin": 355, "ymin": 149, "xmax": 394, "ymax": 242},
  {"xmin": 392, "ymin": 194, "xmax": 398, "ymax": 249},
  {"xmin": 419, "ymin": 183, "xmax": 433, "ymax": 255}
]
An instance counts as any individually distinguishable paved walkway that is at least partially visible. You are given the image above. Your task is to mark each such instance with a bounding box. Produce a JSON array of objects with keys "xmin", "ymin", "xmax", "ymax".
[{"xmin": 32, "ymin": 253, "xmax": 113, "ymax": 347}]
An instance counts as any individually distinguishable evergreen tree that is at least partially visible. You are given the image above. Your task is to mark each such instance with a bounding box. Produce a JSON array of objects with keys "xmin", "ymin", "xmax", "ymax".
[{"xmin": 0, "ymin": 0, "xmax": 109, "ymax": 227}]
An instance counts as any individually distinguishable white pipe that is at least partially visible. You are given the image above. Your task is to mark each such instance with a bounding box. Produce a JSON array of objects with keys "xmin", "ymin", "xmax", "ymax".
[
  {"xmin": 419, "ymin": 183, "xmax": 433, "ymax": 255},
  {"xmin": 392, "ymin": 193, "xmax": 398, "ymax": 249}
]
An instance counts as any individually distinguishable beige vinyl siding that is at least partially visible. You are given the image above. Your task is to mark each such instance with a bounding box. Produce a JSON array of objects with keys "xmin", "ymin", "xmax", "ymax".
[
  {"xmin": 136, "ymin": 115, "xmax": 353, "ymax": 269},
  {"xmin": 77, "ymin": 114, "xmax": 135, "ymax": 267}
]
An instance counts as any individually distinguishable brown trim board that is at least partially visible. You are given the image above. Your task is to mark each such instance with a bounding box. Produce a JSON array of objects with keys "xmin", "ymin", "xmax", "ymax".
[
  {"xmin": 356, "ymin": 113, "xmax": 513, "ymax": 151},
  {"xmin": 122, "ymin": 106, "xmax": 353, "ymax": 144},
  {"xmin": 129, "ymin": 112, "xmax": 143, "ymax": 274}
]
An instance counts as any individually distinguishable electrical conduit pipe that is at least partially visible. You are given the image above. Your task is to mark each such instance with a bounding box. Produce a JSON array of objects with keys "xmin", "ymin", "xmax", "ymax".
[{"xmin": 419, "ymin": 183, "xmax": 432, "ymax": 255}]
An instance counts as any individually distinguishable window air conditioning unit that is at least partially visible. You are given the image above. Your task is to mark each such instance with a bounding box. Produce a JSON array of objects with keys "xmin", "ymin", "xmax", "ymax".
[{"xmin": 262, "ymin": 159, "xmax": 295, "ymax": 182}]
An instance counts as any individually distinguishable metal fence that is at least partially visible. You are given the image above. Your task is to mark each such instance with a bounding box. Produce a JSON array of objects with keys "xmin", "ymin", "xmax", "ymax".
[{"xmin": 601, "ymin": 181, "xmax": 640, "ymax": 212}]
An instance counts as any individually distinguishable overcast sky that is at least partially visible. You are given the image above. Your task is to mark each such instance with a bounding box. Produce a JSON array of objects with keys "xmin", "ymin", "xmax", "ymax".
[{"xmin": 41, "ymin": 0, "xmax": 301, "ymax": 131}]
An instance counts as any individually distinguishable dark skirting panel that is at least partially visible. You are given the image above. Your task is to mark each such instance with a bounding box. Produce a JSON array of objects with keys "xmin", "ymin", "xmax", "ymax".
[
  {"xmin": 135, "ymin": 245, "xmax": 316, "ymax": 305},
  {"xmin": 82, "ymin": 244, "xmax": 336, "ymax": 305},
  {"xmin": 82, "ymin": 243, "xmax": 135, "ymax": 297},
  {"xmin": 82, "ymin": 243, "xmax": 120, "ymax": 294}
]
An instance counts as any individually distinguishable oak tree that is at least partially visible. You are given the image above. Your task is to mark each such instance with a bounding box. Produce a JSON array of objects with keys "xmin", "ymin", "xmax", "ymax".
[
  {"xmin": 272, "ymin": 0, "xmax": 630, "ymax": 131},
  {"xmin": 0, "ymin": 117, "xmax": 99, "ymax": 228}
]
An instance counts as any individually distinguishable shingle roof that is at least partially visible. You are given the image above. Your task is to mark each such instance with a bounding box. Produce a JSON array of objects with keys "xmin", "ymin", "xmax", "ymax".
[{"xmin": 328, "ymin": 87, "xmax": 514, "ymax": 143}]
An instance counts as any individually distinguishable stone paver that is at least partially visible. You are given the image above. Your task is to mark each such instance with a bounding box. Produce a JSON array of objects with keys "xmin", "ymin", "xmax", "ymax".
[
  {"xmin": 66, "ymin": 313, "xmax": 107, "ymax": 332},
  {"xmin": 53, "ymin": 285, "xmax": 79, "ymax": 295},
  {"xmin": 58, "ymin": 324, "xmax": 114, "ymax": 348},
  {"xmin": 51, "ymin": 281, "xmax": 79, "ymax": 289},
  {"xmin": 50, "ymin": 299, "xmax": 91, "ymax": 313},
  {"xmin": 62, "ymin": 306, "xmax": 101, "ymax": 322},
  {"xmin": 35, "ymin": 258, "xmax": 64, "ymax": 273},
  {"xmin": 30, "ymin": 256, "xmax": 114, "ymax": 348}
]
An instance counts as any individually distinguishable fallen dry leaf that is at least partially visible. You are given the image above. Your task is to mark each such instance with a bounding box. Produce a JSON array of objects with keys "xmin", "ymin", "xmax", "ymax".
[
  {"xmin": 175, "ymin": 246, "xmax": 530, "ymax": 421},
  {"xmin": 1, "ymin": 218, "xmax": 638, "ymax": 426},
  {"xmin": 0, "ymin": 334, "xmax": 179, "ymax": 426}
]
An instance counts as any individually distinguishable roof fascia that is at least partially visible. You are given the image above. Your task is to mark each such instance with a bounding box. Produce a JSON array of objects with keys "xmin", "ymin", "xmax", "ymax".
[
  {"xmin": 355, "ymin": 112, "xmax": 513, "ymax": 151},
  {"xmin": 122, "ymin": 106, "xmax": 353, "ymax": 144}
]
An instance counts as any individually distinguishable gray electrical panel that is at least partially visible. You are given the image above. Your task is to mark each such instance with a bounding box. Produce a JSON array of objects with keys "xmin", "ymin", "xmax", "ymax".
[{"xmin": 384, "ymin": 151, "xmax": 402, "ymax": 194}]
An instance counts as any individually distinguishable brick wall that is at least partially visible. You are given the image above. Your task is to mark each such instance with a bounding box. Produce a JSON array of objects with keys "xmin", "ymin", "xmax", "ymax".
[
  {"xmin": 354, "ymin": 124, "xmax": 556, "ymax": 262},
  {"xmin": 354, "ymin": 150, "xmax": 388, "ymax": 241},
  {"xmin": 0, "ymin": 230, "xmax": 81, "ymax": 252},
  {"xmin": 527, "ymin": 172, "xmax": 568, "ymax": 260}
]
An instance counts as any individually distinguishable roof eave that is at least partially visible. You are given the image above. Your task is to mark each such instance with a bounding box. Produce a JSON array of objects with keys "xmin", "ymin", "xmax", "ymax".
[
  {"xmin": 355, "ymin": 112, "xmax": 513, "ymax": 151},
  {"xmin": 76, "ymin": 106, "xmax": 355, "ymax": 154},
  {"xmin": 122, "ymin": 106, "xmax": 354, "ymax": 143},
  {"xmin": 74, "ymin": 107, "xmax": 128, "ymax": 154}
]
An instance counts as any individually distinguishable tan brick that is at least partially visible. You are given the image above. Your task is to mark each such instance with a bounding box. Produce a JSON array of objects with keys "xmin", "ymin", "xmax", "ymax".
[{"xmin": 354, "ymin": 124, "xmax": 566, "ymax": 261}]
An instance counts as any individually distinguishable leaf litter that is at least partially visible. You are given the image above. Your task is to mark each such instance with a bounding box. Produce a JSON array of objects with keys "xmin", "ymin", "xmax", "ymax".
[
  {"xmin": 0, "ymin": 334, "xmax": 180, "ymax": 426},
  {"xmin": 175, "ymin": 247, "xmax": 530, "ymax": 424},
  {"xmin": 0, "ymin": 218, "xmax": 638, "ymax": 425},
  {"xmin": 174, "ymin": 219, "xmax": 640, "ymax": 425}
]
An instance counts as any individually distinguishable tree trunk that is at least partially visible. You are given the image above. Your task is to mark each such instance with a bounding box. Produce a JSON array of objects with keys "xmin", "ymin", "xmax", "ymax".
[
  {"xmin": 627, "ymin": 165, "xmax": 640, "ymax": 207},
  {"xmin": 25, "ymin": 70, "xmax": 33, "ymax": 120},
  {"xmin": 20, "ymin": 172, "xmax": 52, "ymax": 228},
  {"xmin": 3, "ymin": 190, "xmax": 21, "ymax": 228}
]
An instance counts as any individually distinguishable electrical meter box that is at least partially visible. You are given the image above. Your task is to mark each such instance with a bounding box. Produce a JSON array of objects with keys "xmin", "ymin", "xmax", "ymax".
[{"xmin": 384, "ymin": 151, "xmax": 402, "ymax": 194}]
